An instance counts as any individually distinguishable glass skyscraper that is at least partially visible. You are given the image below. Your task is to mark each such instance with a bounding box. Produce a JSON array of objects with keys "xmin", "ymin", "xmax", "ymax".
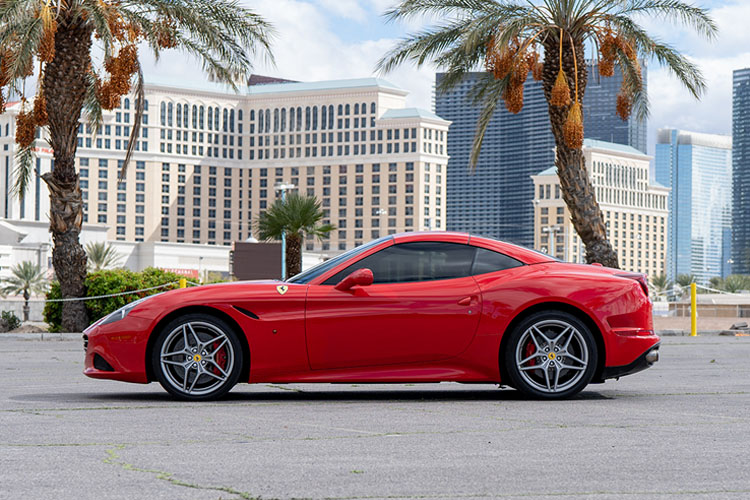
[
  {"xmin": 655, "ymin": 129, "xmax": 733, "ymax": 284},
  {"xmin": 732, "ymin": 68, "xmax": 750, "ymax": 274},
  {"xmin": 583, "ymin": 62, "xmax": 648, "ymax": 154},
  {"xmin": 436, "ymin": 62, "xmax": 647, "ymax": 247}
]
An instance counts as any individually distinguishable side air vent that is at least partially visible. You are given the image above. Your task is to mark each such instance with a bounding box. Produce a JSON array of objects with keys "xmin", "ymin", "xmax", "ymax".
[
  {"xmin": 233, "ymin": 306, "xmax": 260, "ymax": 320},
  {"xmin": 93, "ymin": 354, "xmax": 114, "ymax": 372}
]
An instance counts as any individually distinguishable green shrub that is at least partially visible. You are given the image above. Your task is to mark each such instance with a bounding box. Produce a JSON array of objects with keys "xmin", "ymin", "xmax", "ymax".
[
  {"xmin": 44, "ymin": 267, "xmax": 183, "ymax": 332},
  {"xmin": 0, "ymin": 310, "xmax": 21, "ymax": 332},
  {"xmin": 43, "ymin": 282, "xmax": 63, "ymax": 332}
]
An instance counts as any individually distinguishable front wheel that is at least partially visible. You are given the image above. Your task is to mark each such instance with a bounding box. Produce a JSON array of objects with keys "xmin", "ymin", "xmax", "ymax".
[
  {"xmin": 151, "ymin": 314, "xmax": 243, "ymax": 401},
  {"xmin": 503, "ymin": 311, "xmax": 597, "ymax": 399}
]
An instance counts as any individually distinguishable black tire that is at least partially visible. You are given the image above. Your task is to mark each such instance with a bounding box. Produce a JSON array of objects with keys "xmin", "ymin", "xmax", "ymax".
[
  {"xmin": 503, "ymin": 310, "xmax": 597, "ymax": 399},
  {"xmin": 151, "ymin": 313, "xmax": 243, "ymax": 401}
]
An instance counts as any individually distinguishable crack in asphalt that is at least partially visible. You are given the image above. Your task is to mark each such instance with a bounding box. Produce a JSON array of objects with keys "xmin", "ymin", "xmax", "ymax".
[{"xmin": 102, "ymin": 445, "xmax": 271, "ymax": 500}]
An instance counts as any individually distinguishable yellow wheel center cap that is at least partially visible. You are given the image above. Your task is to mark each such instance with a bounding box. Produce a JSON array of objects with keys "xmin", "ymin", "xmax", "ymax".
[
  {"xmin": 193, "ymin": 354, "xmax": 202, "ymax": 362},
  {"xmin": 548, "ymin": 352, "xmax": 556, "ymax": 360}
]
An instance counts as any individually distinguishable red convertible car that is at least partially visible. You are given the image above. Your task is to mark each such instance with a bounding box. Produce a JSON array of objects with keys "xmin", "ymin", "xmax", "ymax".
[{"xmin": 83, "ymin": 232, "xmax": 659, "ymax": 400}]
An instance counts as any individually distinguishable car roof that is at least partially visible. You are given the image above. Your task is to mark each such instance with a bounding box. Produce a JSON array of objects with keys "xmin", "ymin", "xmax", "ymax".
[{"xmin": 391, "ymin": 231, "xmax": 555, "ymax": 265}]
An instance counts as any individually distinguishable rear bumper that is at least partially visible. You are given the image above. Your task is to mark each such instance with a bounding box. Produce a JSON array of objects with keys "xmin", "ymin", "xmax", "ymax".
[{"xmin": 600, "ymin": 343, "xmax": 660, "ymax": 381}]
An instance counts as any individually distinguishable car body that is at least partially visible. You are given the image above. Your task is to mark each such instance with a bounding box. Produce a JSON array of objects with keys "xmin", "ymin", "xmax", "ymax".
[{"xmin": 83, "ymin": 232, "xmax": 660, "ymax": 400}]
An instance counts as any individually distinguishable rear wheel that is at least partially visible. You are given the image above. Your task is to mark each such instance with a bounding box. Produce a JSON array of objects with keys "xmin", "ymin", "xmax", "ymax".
[
  {"xmin": 152, "ymin": 314, "xmax": 243, "ymax": 401},
  {"xmin": 504, "ymin": 311, "xmax": 597, "ymax": 399}
]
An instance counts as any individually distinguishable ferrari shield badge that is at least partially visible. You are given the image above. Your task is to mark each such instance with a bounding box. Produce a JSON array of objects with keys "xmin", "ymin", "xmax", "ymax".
[{"xmin": 276, "ymin": 285, "xmax": 289, "ymax": 295}]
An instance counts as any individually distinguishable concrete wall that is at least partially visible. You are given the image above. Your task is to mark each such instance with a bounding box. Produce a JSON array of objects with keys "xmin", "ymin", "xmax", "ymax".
[{"xmin": 0, "ymin": 298, "xmax": 45, "ymax": 323}]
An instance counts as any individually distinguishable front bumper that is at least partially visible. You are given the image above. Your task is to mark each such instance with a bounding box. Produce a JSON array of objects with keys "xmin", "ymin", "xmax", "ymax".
[
  {"xmin": 82, "ymin": 316, "xmax": 153, "ymax": 384},
  {"xmin": 601, "ymin": 343, "xmax": 660, "ymax": 380}
]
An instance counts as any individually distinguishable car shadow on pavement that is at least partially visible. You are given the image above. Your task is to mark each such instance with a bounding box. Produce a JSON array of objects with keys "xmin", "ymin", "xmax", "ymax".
[{"xmin": 10, "ymin": 387, "xmax": 613, "ymax": 404}]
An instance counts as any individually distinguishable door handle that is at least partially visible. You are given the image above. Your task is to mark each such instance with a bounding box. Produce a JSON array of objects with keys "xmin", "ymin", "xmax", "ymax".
[{"xmin": 457, "ymin": 296, "xmax": 472, "ymax": 306}]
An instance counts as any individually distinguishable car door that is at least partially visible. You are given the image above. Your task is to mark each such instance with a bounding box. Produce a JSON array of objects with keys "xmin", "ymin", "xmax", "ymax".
[{"xmin": 305, "ymin": 241, "xmax": 482, "ymax": 370}]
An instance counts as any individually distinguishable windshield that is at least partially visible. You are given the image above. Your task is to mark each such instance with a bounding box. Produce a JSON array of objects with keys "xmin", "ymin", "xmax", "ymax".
[{"xmin": 286, "ymin": 236, "xmax": 393, "ymax": 284}]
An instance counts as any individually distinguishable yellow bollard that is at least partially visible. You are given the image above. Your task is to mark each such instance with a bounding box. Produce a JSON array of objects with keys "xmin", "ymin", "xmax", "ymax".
[
  {"xmin": 179, "ymin": 278, "xmax": 187, "ymax": 289},
  {"xmin": 690, "ymin": 282, "xmax": 697, "ymax": 337}
]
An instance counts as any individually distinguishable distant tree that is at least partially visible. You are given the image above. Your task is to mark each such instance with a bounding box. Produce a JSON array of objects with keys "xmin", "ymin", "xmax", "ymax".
[
  {"xmin": 256, "ymin": 194, "xmax": 335, "ymax": 278},
  {"xmin": 721, "ymin": 275, "xmax": 750, "ymax": 294},
  {"xmin": 676, "ymin": 274, "xmax": 696, "ymax": 287},
  {"xmin": 709, "ymin": 276, "xmax": 724, "ymax": 290},
  {"xmin": 85, "ymin": 242, "xmax": 122, "ymax": 272},
  {"xmin": 0, "ymin": 261, "xmax": 48, "ymax": 321},
  {"xmin": 650, "ymin": 273, "xmax": 671, "ymax": 296}
]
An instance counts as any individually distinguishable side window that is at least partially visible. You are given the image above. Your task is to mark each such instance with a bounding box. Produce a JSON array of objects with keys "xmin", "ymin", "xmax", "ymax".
[
  {"xmin": 471, "ymin": 247, "xmax": 523, "ymax": 275},
  {"xmin": 323, "ymin": 242, "xmax": 476, "ymax": 285}
]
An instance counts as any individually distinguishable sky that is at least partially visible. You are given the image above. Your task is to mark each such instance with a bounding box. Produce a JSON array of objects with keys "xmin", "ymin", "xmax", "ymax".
[{"xmin": 141, "ymin": 0, "xmax": 750, "ymax": 156}]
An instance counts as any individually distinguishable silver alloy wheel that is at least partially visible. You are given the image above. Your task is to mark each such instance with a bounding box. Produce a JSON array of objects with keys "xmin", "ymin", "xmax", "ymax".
[
  {"xmin": 159, "ymin": 321, "xmax": 235, "ymax": 396},
  {"xmin": 515, "ymin": 319, "xmax": 588, "ymax": 394}
]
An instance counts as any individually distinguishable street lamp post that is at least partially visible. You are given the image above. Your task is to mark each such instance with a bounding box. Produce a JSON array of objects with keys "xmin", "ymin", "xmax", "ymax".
[
  {"xmin": 274, "ymin": 182, "xmax": 297, "ymax": 280},
  {"xmin": 542, "ymin": 225, "xmax": 562, "ymax": 260}
]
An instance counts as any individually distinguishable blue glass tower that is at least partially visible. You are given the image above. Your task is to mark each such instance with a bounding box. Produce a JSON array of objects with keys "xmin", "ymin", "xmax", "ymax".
[
  {"xmin": 655, "ymin": 129, "xmax": 733, "ymax": 284},
  {"xmin": 732, "ymin": 68, "xmax": 750, "ymax": 274},
  {"xmin": 437, "ymin": 62, "xmax": 647, "ymax": 247}
]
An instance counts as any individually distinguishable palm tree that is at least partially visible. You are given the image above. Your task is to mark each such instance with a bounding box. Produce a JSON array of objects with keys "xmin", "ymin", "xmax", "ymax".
[
  {"xmin": 650, "ymin": 273, "xmax": 671, "ymax": 296},
  {"xmin": 256, "ymin": 193, "xmax": 335, "ymax": 278},
  {"xmin": 85, "ymin": 241, "xmax": 122, "ymax": 272},
  {"xmin": 721, "ymin": 275, "xmax": 750, "ymax": 294},
  {"xmin": 676, "ymin": 274, "xmax": 696, "ymax": 287},
  {"xmin": 1, "ymin": 1, "xmax": 273, "ymax": 332},
  {"xmin": 1, "ymin": 261, "xmax": 48, "ymax": 322},
  {"xmin": 378, "ymin": 0, "xmax": 716, "ymax": 268},
  {"xmin": 708, "ymin": 276, "xmax": 724, "ymax": 290}
]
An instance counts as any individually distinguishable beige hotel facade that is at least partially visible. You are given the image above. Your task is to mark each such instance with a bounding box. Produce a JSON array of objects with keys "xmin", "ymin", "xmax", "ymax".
[
  {"xmin": 0, "ymin": 77, "xmax": 449, "ymax": 252},
  {"xmin": 532, "ymin": 139, "xmax": 670, "ymax": 277}
]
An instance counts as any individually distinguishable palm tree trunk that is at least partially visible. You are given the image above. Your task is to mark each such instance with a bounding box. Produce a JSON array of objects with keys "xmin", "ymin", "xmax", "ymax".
[
  {"xmin": 23, "ymin": 290, "xmax": 30, "ymax": 322},
  {"xmin": 286, "ymin": 233, "xmax": 302, "ymax": 278},
  {"xmin": 40, "ymin": 14, "xmax": 93, "ymax": 332},
  {"xmin": 542, "ymin": 37, "xmax": 619, "ymax": 268}
]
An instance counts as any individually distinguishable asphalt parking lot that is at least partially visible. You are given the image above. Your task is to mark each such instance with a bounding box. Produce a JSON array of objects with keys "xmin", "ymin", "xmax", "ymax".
[{"xmin": 1, "ymin": 335, "xmax": 749, "ymax": 500}]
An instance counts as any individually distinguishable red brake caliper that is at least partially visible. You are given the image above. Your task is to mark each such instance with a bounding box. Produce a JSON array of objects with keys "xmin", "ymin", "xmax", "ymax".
[
  {"xmin": 525, "ymin": 341, "xmax": 536, "ymax": 366},
  {"xmin": 212, "ymin": 341, "xmax": 228, "ymax": 375}
]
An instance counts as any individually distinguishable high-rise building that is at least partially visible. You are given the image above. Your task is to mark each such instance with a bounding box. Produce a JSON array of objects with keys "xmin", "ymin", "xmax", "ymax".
[
  {"xmin": 732, "ymin": 68, "xmax": 750, "ymax": 274},
  {"xmin": 436, "ymin": 72, "xmax": 553, "ymax": 247},
  {"xmin": 583, "ymin": 62, "xmax": 648, "ymax": 154},
  {"xmin": 0, "ymin": 77, "xmax": 450, "ymax": 252},
  {"xmin": 436, "ymin": 62, "xmax": 647, "ymax": 247},
  {"xmin": 532, "ymin": 139, "xmax": 668, "ymax": 277},
  {"xmin": 655, "ymin": 129, "xmax": 733, "ymax": 284}
]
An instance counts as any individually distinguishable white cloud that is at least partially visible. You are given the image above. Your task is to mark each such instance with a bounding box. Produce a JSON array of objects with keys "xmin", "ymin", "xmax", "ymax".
[
  {"xmin": 137, "ymin": 0, "xmax": 434, "ymax": 110},
  {"xmin": 316, "ymin": 0, "xmax": 368, "ymax": 22}
]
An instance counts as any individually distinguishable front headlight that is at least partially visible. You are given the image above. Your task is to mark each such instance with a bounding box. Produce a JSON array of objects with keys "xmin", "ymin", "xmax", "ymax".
[{"xmin": 99, "ymin": 296, "xmax": 153, "ymax": 325}]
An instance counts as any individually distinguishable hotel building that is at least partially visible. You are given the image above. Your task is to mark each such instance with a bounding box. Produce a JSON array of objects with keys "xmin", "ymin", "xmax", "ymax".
[
  {"xmin": 532, "ymin": 139, "xmax": 669, "ymax": 277},
  {"xmin": 0, "ymin": 77, "xmax": 449, "ymax": 253}
]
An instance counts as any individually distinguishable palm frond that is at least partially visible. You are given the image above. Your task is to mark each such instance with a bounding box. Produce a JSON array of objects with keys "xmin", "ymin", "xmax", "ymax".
[
  {"xmin": 118, "ymin": 64, "xmax": 144, "ymax": 181},
  {"xmin": 649, "ymin": 41, "xmax": 706, "ymax": 99},
  {"xmin": 383, "ymin": 0, "xmax": 491, "ymax": 23},
  {"xmin": 617, "ymin": 0, "xmax": 717, "ymax": 40},
  {"xmin": 11, "ymin": 144, "xmax": 34, "ymax": 200},
  {"xmin": 469, "ymin": 75, "xmax": 509, "ymax": 170},
  {"xmin": 83, "ymin": 68, "xmax": 103, "ymax": 135}
]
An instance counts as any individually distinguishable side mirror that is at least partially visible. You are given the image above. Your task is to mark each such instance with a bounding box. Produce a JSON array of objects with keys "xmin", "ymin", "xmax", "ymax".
[{"xmin": 334, "ymin": 268, "xmax": 374, "ymax": 292}]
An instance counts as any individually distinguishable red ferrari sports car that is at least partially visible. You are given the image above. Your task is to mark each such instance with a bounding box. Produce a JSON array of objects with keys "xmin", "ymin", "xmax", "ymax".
[{"xmin": 83, "ymin": 232, "xmax": 659, "ymax": 400}]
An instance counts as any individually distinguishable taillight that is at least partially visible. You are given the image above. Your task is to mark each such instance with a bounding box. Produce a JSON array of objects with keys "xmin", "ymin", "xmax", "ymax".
[{"xmin": 616, "ymin": 272, "xmax": 649, "ymax": 297}]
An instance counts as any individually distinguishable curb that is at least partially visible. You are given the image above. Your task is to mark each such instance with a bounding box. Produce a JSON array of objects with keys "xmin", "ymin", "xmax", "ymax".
[
  {"xmin": 657, "ymin": 330, "xmax": 749, "ymax": 336},
  {"xmin": 0, "ymin": 333, "xmax": 82, "ymax": 341}
]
